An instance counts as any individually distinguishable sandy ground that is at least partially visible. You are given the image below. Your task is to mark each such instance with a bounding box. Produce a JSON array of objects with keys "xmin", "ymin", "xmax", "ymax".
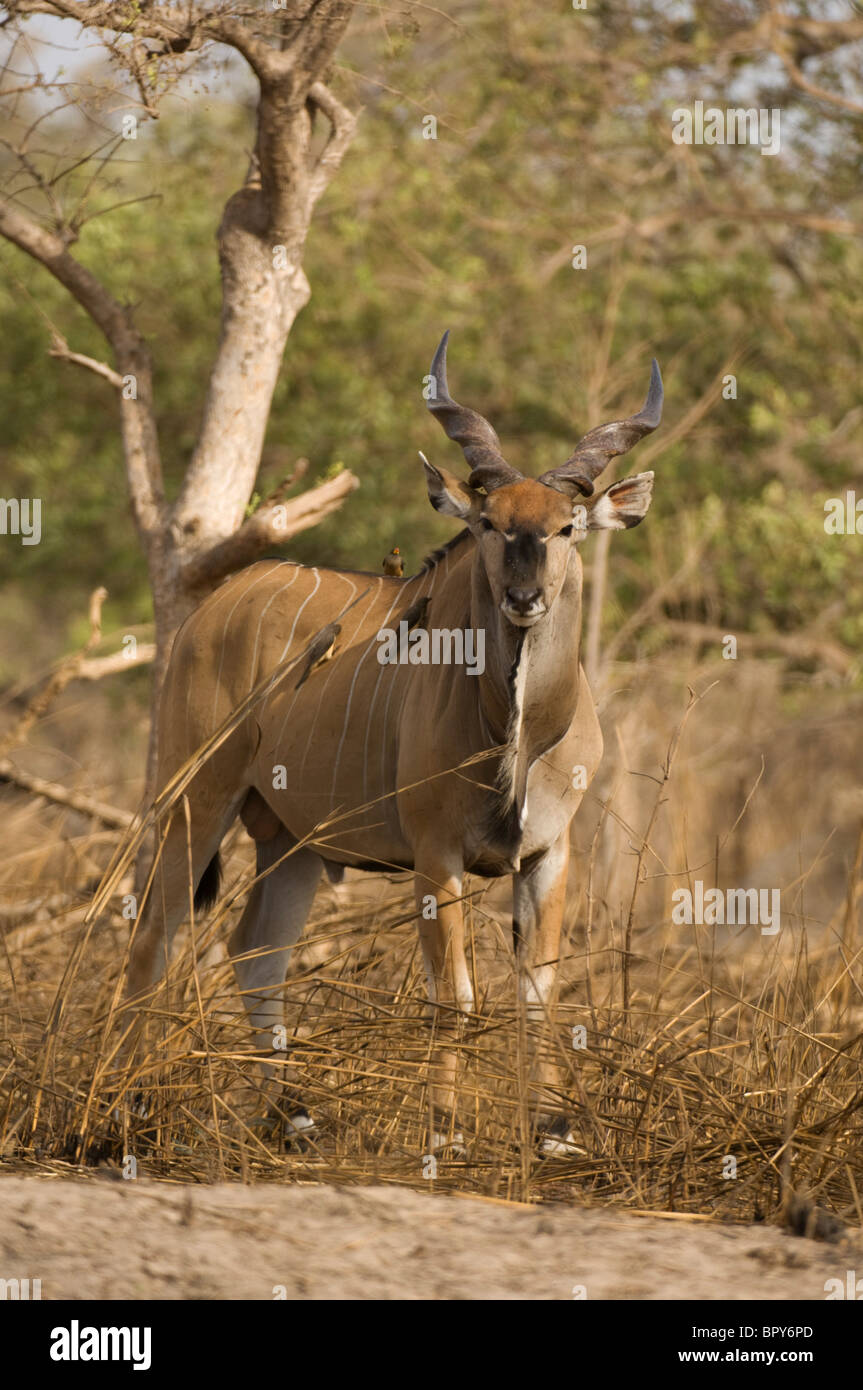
[{"xmin": 0, "ymin": 1177, "xmax": 857, "ymax": 1300}]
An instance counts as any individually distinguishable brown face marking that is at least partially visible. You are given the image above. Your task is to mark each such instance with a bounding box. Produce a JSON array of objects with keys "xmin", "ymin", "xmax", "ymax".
[
  {"xmin": 477, "ymin": 480, "xmax": 580, "ymax": 622},
  {"xmin": 481, "ymin": 480, "xmax": 575, "ymax": 537}
]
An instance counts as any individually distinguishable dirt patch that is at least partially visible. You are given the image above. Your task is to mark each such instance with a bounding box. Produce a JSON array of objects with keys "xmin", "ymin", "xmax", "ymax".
[{"xmin": 0, "ymin": 1176, "xmax": 856, "ymax": 1301}]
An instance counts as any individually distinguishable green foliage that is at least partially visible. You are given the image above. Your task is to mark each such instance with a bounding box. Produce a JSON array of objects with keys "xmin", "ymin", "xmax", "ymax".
[{"xmin": 1, "ymin": 1, "xmax": 861, "ymax": 665}]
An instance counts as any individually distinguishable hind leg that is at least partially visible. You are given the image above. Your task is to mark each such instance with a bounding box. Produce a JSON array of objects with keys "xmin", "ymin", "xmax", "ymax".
[
  {"xmin": 227, "ymin": 823, "xmax": 322, "ymax": 1139},
  {"xmin": 125, "ymin": 790, "xmax": 242, "ymax": 1002}
]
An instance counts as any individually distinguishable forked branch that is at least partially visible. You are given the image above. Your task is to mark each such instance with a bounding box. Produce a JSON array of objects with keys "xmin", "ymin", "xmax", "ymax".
[
  {"xmin": 0, "ymin": 199, "xmax": 165, "ymax": 538},
  {"xmin": 180, "ymin": 468, "xmax": 359, "ymax": 591}
]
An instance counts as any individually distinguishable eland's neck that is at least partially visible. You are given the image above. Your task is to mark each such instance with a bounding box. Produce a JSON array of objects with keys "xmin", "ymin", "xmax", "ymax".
[{"xmin": 469, "ymin": 551, "xmax": 584, "ymax": 757}]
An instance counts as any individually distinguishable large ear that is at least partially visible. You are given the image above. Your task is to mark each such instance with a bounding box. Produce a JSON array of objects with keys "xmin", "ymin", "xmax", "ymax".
[
  {"xmin": 586, "ymin": 471, "xmax": 654, "ymax": 531},
  {"xmin": 421, "ymin": 453, "xmax": 482, "ymax": 521}
]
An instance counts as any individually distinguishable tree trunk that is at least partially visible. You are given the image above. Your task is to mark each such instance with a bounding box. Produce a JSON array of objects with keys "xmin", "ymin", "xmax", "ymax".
[{"xmin": 0, "ymin": 6, "xmax": 359, "ymax": 820}]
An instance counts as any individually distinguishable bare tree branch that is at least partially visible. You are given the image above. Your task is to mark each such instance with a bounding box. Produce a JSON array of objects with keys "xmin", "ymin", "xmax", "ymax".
[
  {"xmin": 4, "ymin": 1, "xmax": 351, "ymax": 83},
  {"xmin": 306, "ymin": 79, "xmax": 358, "ymax": 209},
  {"xmin": 772, "ymin": 13, "xmax": 863, "ymax": 61},
  {"xmin": 0, "ymin": 198, "xmax": 165, "ymax": 536},
  {"xmin": 0, "ymin": 586, "xmax": 107, "ymax": 759},
  {"xmin": 78, "ymin": 645, "xmax": 156, "ymax": 680},
  {"xmin": 0, "ymin": 756, "xmax": 133, "ymax": 828},
  {"xmin": 48, "ymin": 334, "xmax": 124, "ymax": 388},
  {"xmin": 180, "ymin": 468, "xmax": 359, "ymax": 590},
  {"xmin": 778, "ymin": 52, "xmax": 863, "ymax": 118}
]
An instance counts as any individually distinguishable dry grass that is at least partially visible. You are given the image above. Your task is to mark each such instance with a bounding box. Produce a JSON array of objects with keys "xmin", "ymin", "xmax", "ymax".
[{"xmin": 1, "ymin": 649, "xmax": 863, "ymax": 1233}]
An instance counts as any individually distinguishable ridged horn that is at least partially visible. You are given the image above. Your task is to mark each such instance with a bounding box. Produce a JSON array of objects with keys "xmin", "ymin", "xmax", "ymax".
[
  {"xmin": 426, "ymin": 331, "xmax": 523, "ymax": 492},
  {"xmin": 538, "ymin": 359, "xmax": 663, "ymax": 498}
]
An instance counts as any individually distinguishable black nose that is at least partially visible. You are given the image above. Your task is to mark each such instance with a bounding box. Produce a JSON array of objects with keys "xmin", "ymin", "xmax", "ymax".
[{"xmin": 505, "ymin": 587, "xmax": 541, "ymax": 613}]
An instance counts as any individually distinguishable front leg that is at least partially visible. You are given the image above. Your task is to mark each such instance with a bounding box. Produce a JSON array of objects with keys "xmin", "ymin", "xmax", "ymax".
[
  {"xmin": 413, "ymin": 852, "xmax": 474, "ymax": 1152},
  {"xmin": 513, "ymin": 829, "xmax": 581, "ymax": 1154}
]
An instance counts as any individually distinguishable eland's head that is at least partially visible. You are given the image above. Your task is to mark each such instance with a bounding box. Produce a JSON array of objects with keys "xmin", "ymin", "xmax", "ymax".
[{"xmin": 422, "ymin": 331, "xmax": 662, "ymax": 628}]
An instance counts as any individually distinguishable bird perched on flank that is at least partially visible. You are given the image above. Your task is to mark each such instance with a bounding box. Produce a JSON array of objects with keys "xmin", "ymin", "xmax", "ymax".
[
  {"xmin": 294, "ymin": 622, "xmax": 341, "ymax": 689},
  {"xmin": 383, "ymin": 547, "xmax": 404, "ymax": 577},
  {"xmin": 401, "ymin": 595, "xmax": 430, "ymax": 632}
]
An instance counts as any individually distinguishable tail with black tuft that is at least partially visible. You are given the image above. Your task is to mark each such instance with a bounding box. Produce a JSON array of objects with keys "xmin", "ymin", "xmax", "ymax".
[{"xmin": 194, "ymin": 853, "xmax": 222, "ymax": 913}]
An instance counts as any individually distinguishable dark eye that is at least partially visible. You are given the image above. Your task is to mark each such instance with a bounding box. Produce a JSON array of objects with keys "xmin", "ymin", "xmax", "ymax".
[
  {"xmin": 558, "ymin": 524, "xmax": 574, "ymax": 538},
  {"xmin": 479, "ymin": 517, "xmax": 494, "ymax": 533}
]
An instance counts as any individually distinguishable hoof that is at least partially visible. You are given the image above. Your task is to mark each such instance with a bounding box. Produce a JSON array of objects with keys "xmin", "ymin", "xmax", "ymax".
[
  {"xmin": 252, "ymin": 1103, "xmax": 317, "ymax": 1151},
  {"xmin": 283, "ymin": 1109, "xmax": 318, "ymax": 1154},
  {"xmin": 537, "ymin": 1117, "xmax": 585, "ymax": 1158}
]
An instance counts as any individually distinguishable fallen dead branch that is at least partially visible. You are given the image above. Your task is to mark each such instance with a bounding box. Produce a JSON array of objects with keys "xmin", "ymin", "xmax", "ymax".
[
  {"xmin": 0, "ymin": 586, "xmax": 108, "ymax": 759},
  {"xmin": 0, "ymin": 758, "xmax": 133, "ymax": 830}
]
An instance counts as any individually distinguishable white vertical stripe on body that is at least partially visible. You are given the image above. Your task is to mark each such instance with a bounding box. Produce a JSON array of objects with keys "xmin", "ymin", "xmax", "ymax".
[
  {"xmin": 360, "ymin": 585, "xmax": 404, "ymax": 801},
  {"xmin": 291, "ymin": 571, "xmax": 362, "ymax": 782},
  {"xmin": 268, "ymin": 570, "xmax": 358, "ymax": 745},
  {"xmin": 378, "ymin": 564, "xmax": 437, "ymax": 795},
  {"xmin": 209, "ymin": 563, "xmax": 279, "ymax": 724},
  {"xmin": 328, "ymin": 580, "xmax": 383, "ymax": 807},
  {"xmin": 249, "ymin": 564, "xmax": 301, "ymax": 694}
]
